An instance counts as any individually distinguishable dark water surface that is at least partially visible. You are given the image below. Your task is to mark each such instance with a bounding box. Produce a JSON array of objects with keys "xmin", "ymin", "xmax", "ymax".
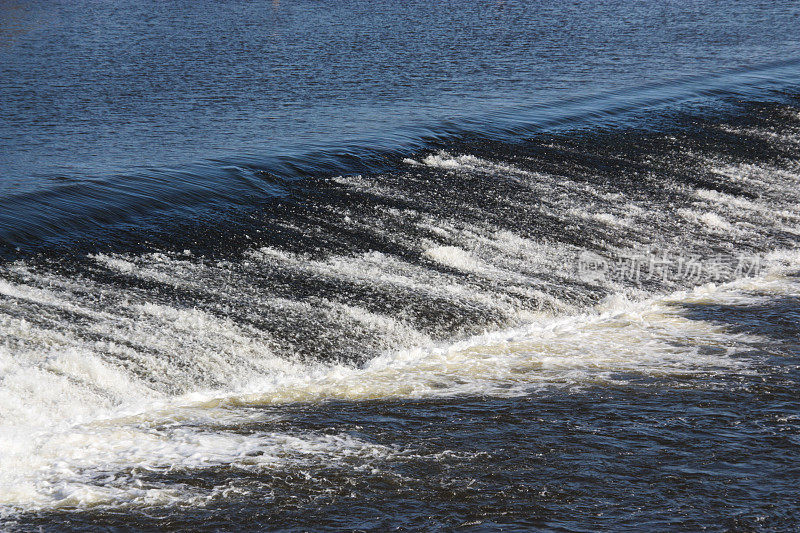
[
  {"xmin": 1, "ymin": 0, "xmax": 800, "ymax": 531},
  {"xmin": 4, "ymin": 0, "xmax": 797, "ymax": 177}
]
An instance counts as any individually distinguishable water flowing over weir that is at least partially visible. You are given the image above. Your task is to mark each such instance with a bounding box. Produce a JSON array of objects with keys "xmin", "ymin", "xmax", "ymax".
[{"xmin": 1, "ymin": 89, "xmax": 800, "ymax": 526}]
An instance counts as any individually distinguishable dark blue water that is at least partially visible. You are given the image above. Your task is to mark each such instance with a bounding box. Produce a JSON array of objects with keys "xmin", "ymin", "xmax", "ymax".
[
  {"xmin": 2, "ymin": 0, "xmax": 800, "ymax": 249},
  {"xmin": 3, "ymin": 0, "xmax": 796, "ymax": 177},
  {"xmin": 1, "ymin": 1, "xmax": 800, "ymax": 531}
]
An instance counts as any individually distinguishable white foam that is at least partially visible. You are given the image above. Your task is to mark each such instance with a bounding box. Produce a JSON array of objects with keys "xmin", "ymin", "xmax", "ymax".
[
  {"xmin": 0, "ymin": 423, "xmax": 396, "ymax": 514},
  {"xmin": 678, "ymin": 208, "xmax": 734, "ymax": 231},
  {"xmin": 424, "ymin": 245, "xmax": 484, "ymax": 272},
  {"xmin": 591, "ymin": 212, "xmax": 629, "ymax": 226},
  {"xmin": 219, "ymin": 270, "xmax": 792, "ymax": 411},
  {"xmin": 716, "ymin": 125, "xmax": 800, "ymax": 147},
  {"xmin": 90, "ymin": 253, "xmax": 137, "ymax": 274},
  {"xmin": 694, "ymin": 188, "xmax": 760, "ymax": 211},
  {"xmin": 331, "ymin": 174, "xmax": 410, "ymax": 201},
  {"xmin": 419, "ymin": 151, "xmax": 547, "ymax": 186},
  {"xmin": 411, "ymin": 218, "xmax": 584, "ymax": 297},
  {"xmin": 422, "ymin": 152, "xmax": 485, "ymax": 170},
  {"xmin": 2, "ymin": 246, "xmax": 799, "ymax": 516},
  {"xmin": 248, "ymin": 245, "xmax": 536, "ymax": 323},
  {"xmin": 710, "ymin": 162, "xmax": 800, "ymax": 201}
]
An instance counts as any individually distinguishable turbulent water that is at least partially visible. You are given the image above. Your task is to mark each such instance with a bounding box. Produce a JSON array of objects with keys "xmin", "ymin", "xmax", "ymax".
[{"xmin": 2, "ymin": 1, "xmax": 800, "ymax": 531}]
